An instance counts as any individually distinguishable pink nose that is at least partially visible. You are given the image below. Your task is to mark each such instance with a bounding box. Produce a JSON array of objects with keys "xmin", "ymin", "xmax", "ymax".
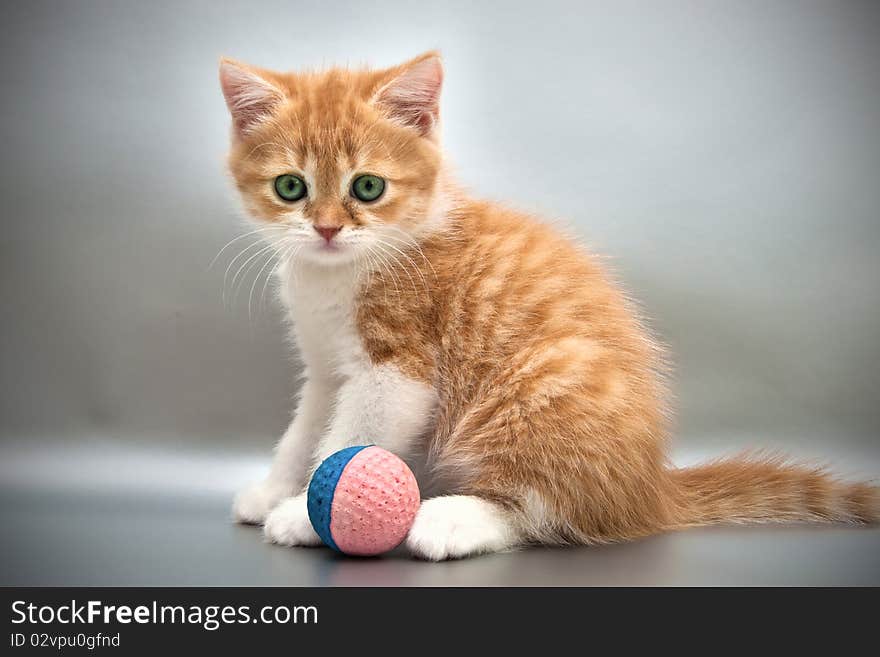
[{"xmin": 314, "ymin": 225, "xmax": 341, "ymax": 242}]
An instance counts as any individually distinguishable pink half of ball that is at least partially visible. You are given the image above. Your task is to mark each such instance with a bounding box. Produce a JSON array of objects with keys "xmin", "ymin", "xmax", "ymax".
[{"xmin": 329, "ymin": 446, "xmax": 421, "ymax": 556}]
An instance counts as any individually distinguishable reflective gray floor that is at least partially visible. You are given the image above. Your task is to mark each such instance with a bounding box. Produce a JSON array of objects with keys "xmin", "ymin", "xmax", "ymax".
[{"xmin": 1, "ymin": 435, "xmax": 878, "ymax": 586}]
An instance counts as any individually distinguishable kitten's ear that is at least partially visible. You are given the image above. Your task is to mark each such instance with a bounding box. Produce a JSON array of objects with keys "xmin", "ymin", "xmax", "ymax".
[
  {"xmin": 372, "ymin": 52, "xmax": 443, "ymax": 137},
  {"xmin": 219, "ymin": 58, "xmax": 285, "ymax": 137}
]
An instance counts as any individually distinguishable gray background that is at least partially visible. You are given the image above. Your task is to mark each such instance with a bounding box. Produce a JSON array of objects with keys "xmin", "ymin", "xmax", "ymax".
[{"xmin": 1, "ymin": 0, "xmax": 878, "ymax": 585}]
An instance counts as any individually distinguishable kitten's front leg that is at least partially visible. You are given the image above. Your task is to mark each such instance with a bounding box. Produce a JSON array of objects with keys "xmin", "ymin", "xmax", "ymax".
[
  {"xmin": 232, "ymin": 376, "xmax": 335, "ymax": 525},
  {"xmin": 263, "ymin": 364, "xmax": 437, "ymax": 547}
]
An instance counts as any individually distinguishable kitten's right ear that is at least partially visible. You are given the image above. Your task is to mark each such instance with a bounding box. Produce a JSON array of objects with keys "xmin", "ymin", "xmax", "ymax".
[{"xmin": 219, "ymin": 58, "xmax": 285, "ymax": 137}]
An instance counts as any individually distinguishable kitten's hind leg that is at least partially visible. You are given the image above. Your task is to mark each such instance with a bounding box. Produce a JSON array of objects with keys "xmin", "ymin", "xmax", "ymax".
[{"xmin": 406, "ymin": 495, "xmax": 522, "ymax": 561}]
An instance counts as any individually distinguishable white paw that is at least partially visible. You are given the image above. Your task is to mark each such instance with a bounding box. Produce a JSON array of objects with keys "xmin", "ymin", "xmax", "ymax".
[
  {"xmin": 405, "ymin": 495, "xmax": 517, "ymax": 561},
  {"xmin": 263, "ymin": 494, "xmax": 323, "ymax": 547},
  {"xmin": 232, "ymin": 480, "xmax": 291, "ymax": 525}
]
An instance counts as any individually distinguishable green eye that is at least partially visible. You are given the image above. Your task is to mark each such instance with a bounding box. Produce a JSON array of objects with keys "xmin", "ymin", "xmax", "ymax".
[
  {"xmin": 351, "ymin": 175, "xmax": 385, "ymax": 202},
  {"xmin": 274, "ymin": 174, "xmax": 306, "ymax": 202}
]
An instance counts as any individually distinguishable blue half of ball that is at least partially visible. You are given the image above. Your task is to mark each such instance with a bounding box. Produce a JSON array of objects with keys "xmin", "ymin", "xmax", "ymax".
[{"xmin": 306, "ymin": 445, "xmax": 369, "ymax": 551}]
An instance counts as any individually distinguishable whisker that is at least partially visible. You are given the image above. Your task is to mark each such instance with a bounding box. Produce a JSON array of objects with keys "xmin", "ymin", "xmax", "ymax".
[
  {"xmin": 223, "ymin": 240, "xmax": 272, "ymax": 308},
  {"xmin": 360, "ymin": 248, "xmax": 388, "ymax": 307},
  {"xmin": 364, "ymin": 246, "xmax": 397, "ymax": 303},
  {"xmin": 381, "ymin": 227, "xmax": 438, "ymax": 279},
  {"xmin": 230, "ymin": 242, "xmax": 279, "ymax": 308},
  {"xmin": 289, "ymin": 243, "xmax": 307, "ymax": 289},
  {"xmin": 373, "ymin": 238, "xmax": 430, "ymax": 297},
  {"xmin": 248, "ymin": 243, "xmax": 285, "ymax": 323},
  {"xmin": 374, "ymin": 242, "xmax": 418, "ymax": 294},
  {"xmin": 259, "ymin": 241, "xmax": 300, "ymax": 316},
  {"xmin": 209, "ymin": 225, "xmax": 287, "ymax": 271},
  {"xmin": 368, "ymin": 246, "xmax": 403, "ymax": 300}
]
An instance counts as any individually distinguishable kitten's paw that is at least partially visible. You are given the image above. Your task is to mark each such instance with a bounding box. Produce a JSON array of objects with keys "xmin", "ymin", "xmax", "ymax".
[
  {"xmin": 406, "ymin": 495, "xmax": 518, "ymax": 561},
  {"xmin": 232, "ymin": 481, "xmax": 291, "ymax": 525},
  {"xmin": 263, "ymin": 494, "xmax": 323, "ymax": 547}
]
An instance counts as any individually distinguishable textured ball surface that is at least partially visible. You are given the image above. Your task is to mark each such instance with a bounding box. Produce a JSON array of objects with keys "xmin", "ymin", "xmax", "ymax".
[{"xmin": 307, "ymin": 446, "xmax": 420, "ymax": 556}]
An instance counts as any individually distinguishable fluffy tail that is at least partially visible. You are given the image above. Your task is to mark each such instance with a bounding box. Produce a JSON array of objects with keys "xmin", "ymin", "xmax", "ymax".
[{"xmin": 671, "ymin": 452, "xmax": 879, "ymax": 527}]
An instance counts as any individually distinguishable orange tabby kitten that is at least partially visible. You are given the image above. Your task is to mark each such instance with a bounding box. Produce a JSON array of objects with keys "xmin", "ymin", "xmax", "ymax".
[{"xmin": 220, "ymin": 52, "xmax": 877, "ymax": 559}]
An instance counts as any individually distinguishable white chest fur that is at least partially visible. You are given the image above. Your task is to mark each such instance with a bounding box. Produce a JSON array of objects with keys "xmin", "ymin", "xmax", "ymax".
[
  {"xmin": 277, "ymin": 260, "xmax": 368, "ymax": 380},
  {"xmin": 274, "ymin": 256, "xmax": 438, "ymax": 472}
]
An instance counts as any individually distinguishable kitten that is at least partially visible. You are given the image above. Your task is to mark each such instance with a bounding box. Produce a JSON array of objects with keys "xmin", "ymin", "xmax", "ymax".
[{"xmin": 219, "ymin": 52, "xmax": 878, "ymax": 560}]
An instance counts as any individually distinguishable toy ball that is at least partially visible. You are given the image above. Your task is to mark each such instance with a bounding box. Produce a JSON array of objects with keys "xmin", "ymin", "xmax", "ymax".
[{"xmin": 307, "ymin": 445, "xmax": 420, "ymax": 556}]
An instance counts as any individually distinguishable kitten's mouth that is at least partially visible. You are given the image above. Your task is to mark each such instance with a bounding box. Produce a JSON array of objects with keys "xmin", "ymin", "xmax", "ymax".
[{"xmin": 301, "ymin": 238, "xmax": 357, "ymax": 265}]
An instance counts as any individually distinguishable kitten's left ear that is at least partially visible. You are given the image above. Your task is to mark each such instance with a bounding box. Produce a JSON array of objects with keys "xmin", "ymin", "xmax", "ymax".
[
  {"xmin": 372, "ymin": 52, "xmax": 444, "ymax": 137},
  {"xmin": 219, "ymin": 58, "xmax": 286, "ymax": 137}
]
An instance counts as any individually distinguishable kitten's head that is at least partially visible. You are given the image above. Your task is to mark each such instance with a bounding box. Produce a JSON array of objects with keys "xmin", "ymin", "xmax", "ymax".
[{"xmin": 220, "ymin": 52, "xmax": 446, "ymax": 266}]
